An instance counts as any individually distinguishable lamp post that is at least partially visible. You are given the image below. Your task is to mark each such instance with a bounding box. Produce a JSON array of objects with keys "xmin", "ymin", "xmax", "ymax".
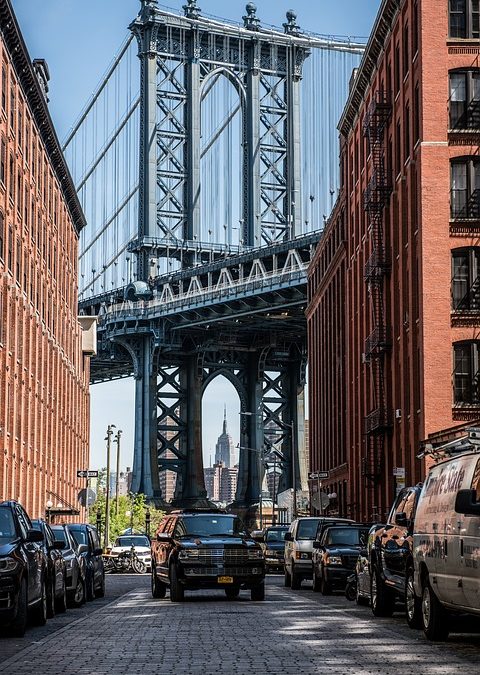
[
  {"xmin": 45, "ymin": 499, "xmax": 53, "ymax": 524},
  {"xmin": 114, "ymin": 429, "xmax": 123, "ymax": 516},
  {"xmin": 104, "ymin": 424, "xmax": 116, "ymax": 549},
  {"xmin": 145, "ymin": 508, "xmax": 151, "ymax": 537},
  {"xmin": 290, "ymin": 420, "xmax": 298, "ymax": 521}
]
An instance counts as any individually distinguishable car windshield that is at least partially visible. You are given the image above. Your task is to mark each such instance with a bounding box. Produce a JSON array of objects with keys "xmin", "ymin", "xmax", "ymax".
[
  {"xmin": 69, "ymin": 528, "xmax": 87, "ymax": 547},
  {"xmin": 296, "ymin": 519, "xmax": 320, "ymax": 540},
  {"xmin": 115, "ymin": 536, "xmax": 149, "ymax": 547},
  {"xmin": 324, "ymin": 527, "xmax": 368, "ymax": 546},
  {"xmin": 0, "ymin": 507, "xmax": 16, "ymax": 543},
  {"xmin": 177, "ymin": 515, "xmax": 246, "ymax": 537},
  {"xmin": 266, "ymin": 529, "xmax": 287, "ymax": 543}
]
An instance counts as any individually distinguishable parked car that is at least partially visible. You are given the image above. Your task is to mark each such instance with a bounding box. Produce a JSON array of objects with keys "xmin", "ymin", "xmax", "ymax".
[
  {"xmin": 413, "ymin": 449, "xmax": 480, "ymax": 641},
  {"xmin": 284, "ymin": 516, "xmax": 354, "ymax": 589},
  {"xmin": 260, "ymin": 525, "xmax": 289, "ymax": 573},
  {"xmin": 369, "ymin": 485, "xmax": 423, "ymax": 625},
  {"xmin": 0, "ymin": 501, "xmax": 47, "ymax": 636},
  {"xmin": 67, "ymin": 524, "xmax": 105, "ymax": 601},
  {"xmin": 354, "ymin": 524, "xmax": 384, "ymax": 606},
  {"xmin": 151, "ymin": 511, "xmax": 266, "ymax": 602},
  {"xmin": 51, "ymin": 524, "xmax": 86, "ymax": 607},
  {"xmin": 312, "ymin": 524, "xmax": 370, "ymax": 594},
  {"xmin": 31, "ymin": 519, "xmax": 67, "ymax": 617},
  {"xmin": 110, "ymin": 534, "xmax": 151, "ymax": 571}
]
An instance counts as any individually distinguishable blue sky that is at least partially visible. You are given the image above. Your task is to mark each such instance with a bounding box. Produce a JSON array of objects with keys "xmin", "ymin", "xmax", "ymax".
[{"xmin": 11, "ymin": 0, "xmax": 380, "ymax": 472}]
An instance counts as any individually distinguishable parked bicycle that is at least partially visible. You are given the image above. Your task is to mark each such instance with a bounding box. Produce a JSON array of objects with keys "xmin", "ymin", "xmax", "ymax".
[{"xmin": 103, "ymin": 546, "xmax": 146, "ymax": 574}]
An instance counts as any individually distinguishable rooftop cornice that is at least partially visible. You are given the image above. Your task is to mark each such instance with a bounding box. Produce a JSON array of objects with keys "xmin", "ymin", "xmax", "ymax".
[
  {"xmin": 338, "ymin": 0, "xmax": 401, "ymax": 137},
  {"xmin": 0, "ymin": 0, "xmax": 86, "ymax": 234}
]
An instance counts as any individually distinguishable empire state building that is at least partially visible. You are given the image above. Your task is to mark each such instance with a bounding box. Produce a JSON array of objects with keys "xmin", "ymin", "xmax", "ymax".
[{"xmin": 215, "ymin": 407, "xmax": 236, "ymax": 468}]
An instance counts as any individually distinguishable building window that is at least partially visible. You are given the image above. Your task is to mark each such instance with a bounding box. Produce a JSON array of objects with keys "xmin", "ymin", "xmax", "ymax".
[
  {"xmin": 394, "ymin": 43, "xmax": 400, "ymax": 95},
  {"xmin": 451, "ymin": 158, "xmax": 480, "ymax": 219},
  {"xmin": 405, "ymin": 103, "xmax": 410, "ymax": 160},
  {"xmin": 1, "ymin": 66, "xmax": 6, "ymax": 110},
  {"xmin": 403, "ymin": 23, "xmax": 409, "ymax": 78},
  {"xmin": 8, "ymin": 154, "xmax": 14, "ymax": 201},
  {"xmin": 7, "ymin": 224, "xmax": 13, "ymax": 272},
  {"xmin": 454, "ymin": 341, "xmax": 480, "ymax": 404},
  {"xmin": 413, "ymin": 1, "xmax": 419, "ymax": 55},
  {"xmin": 449, "ymin": 0, "xmax": 480, "ymax": 39},
  {"xmin": 0, "ymin": 211, "xmax": 4, "ymax": 260},
  {"xmin": 414, "ymin": 83, "xmax": 420, "ymax": 142},
  {"xmin": 0, "ymin": 135, "xmax": 5, "ymax": 185},
  {"xmin": 449, "ymin": 69, "xmax": 480, "ymax": 129},
  {"xmin": 452, "ymin": 247, "xmax": 480, "ymax": 309},
  {"xmin": 9, "ymin": 86, "xmax": 15, "ymax": 131}
]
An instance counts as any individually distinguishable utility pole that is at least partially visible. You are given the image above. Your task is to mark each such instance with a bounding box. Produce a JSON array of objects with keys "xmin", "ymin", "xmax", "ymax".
[
  {"xmin": 114, "ymin": 429, "xmax": 123, "ymax": 516},
  {"xmin": 104, "ymin": 424, "xmax": 116, "ymax": 550},
  {"xmin": 291, "ymin": 420, "xmax": 298, "ymax": 520}
]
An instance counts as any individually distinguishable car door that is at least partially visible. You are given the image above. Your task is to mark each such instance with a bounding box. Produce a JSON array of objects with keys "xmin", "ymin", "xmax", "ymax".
[
  {"xmin": 45, "ymin": 523, "xmax": 63, "ymax": 595},
  {"xmin": 460, "ymin": 456, "xmax": 480, "ymax": 611},
  {"xmin": 89, "ymin": 527, "xmax": 103, "ymax": 587},
  {"xmin": 15, "ymin": 505, "xmax": 42, "ymax": 604},
  {"xmin": 156, "ymin": 517, "xmax": 175, "ymax": 579},
  {"xmin": 381, "ymin": 490, "xmax": 408, "ymax": 589}
]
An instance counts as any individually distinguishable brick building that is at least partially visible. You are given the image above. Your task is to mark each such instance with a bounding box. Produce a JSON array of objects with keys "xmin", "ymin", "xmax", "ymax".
[
  {"xmin": 204, "ymin": 462, "xmax": 238, "ymax": 504},
  {"xmin": 307, "ymin": 0, "xmax": 480, "ymax": 521},
  {"xmin": 0, "ymin": 0, "xmax": 90, "ymax": 518}
]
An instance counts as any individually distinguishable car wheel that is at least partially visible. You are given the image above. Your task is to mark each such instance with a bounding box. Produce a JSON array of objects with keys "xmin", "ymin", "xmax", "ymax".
[
  {"xmin": 46, "ymin": 578, "xmax": 55, "ymax": 619},
  {"xmin": 95, "ymin": 574, "xmax": 105, "ymax": 598},
  {"xmin": 355, "ymin": 583, "xmax": 369, "ymax": 606},
  {"xmin": 405, "ymin": 568, "xmax": 422, "ymax": 629},
  {"xmin": 251, "ymin": 582, "xmax": 265, "ymax": 601},
  {"xmin": 290, "ymin": 563, "xmax": 301, "ymax": 590},
  {"xmin": 86, "ymin": 572, "xmax": 95, "ymax": 602},
  {"xmin": 169, "ymin": 565, "xmax": 184, "ymax": 602},
  {"xmin": 370, "ymin": 564, "xmax": 394, "ymax": 617},
  {"xmin": 422, "ymin": 580, "xmax": 449, "ymax": 641},
  {"xmin": 284, "ymin": 566, "xmax": 291, "ymax": 587},
  {"xmin": 9, "ymin": 577, "xmax": 28, "ymax": 637},
  {"xmin": 31, "ymin": 577, "xmax": 47, "ymax": 626},
  {"xmin": 55, "ymin": 576, "xmax": 67, "ymax": 614},
  {"xmin": 151, "ymin": 565, "xmax": 167, "ymax": 599},
  {"xmin": 225, "ymin": 585, "xmax": 240, "ymax": 600},
  {"xmin": 70, "ymin": 575, "xmax": 85, "ymax": 608},
  {"xmin": 312, "ymin": 569, "xmax": 321, "ymax": 592}
]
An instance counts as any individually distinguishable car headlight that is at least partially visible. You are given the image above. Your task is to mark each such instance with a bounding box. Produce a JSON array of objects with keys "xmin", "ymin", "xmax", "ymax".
[
  {"xmin": 325, "ymin": 555, "xmax": 342, "ymax": 565},
  {"xmin": 178, "ymin": 549, "xmax": 199, "ymax": 560},
  {"xmin": 0, "ymin": 557, "xmax": 19, "ymax": 573},
  {"xmin": 248, "ymin": 549, "xmax": 264, "ymax": 560},
  {"xmin": 266, "ymin": 549, "xmax": 278, "ymax": 556},
  {"xmin": 295, "ymin": 552, "xmax": 311, "ymax": 560}
]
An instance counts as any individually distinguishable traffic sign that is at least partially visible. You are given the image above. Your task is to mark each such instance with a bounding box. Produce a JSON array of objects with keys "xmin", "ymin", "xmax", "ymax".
[
  {"xmin": 308, "ymin": 471, "xmax": 329, "ymax": 480},
  {"xmin": 77, "ymin": 470, "xmax": 99, "ymax": 478}
]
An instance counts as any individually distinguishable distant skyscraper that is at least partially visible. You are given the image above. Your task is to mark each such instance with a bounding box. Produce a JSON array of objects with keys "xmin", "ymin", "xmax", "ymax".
[{"xmin": 215, "ymin": 406, "xmax": 235, "ymax": 468}]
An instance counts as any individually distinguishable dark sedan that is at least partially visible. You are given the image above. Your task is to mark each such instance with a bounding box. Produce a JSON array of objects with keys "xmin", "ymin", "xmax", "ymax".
[
  {"xmin": 51, "ymin": 524, "xmax": 86, "ymax": 607},
  {"xmin": 313, "ymin": 525, "xmax": 369, "ymax": 595},
  {"xmin": 31, "ymin": 519, "xmax": 67, "ymax": 617},
  {"xmin": 67, "ymin": 524, "xmax": 105, "ymax": 600},
  {"xmin": 0, "ymin": 501, "xmax": 48, "ymax": 636}
]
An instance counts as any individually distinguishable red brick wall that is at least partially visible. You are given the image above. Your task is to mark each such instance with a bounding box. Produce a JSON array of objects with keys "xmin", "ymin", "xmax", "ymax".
[
  {"xmin": 0, "ymin": 38, "xmax": 90, "ymax": 518},
  {"xmin": 307, "ymin": 0, "xmax": 480, "ymax": 522}
]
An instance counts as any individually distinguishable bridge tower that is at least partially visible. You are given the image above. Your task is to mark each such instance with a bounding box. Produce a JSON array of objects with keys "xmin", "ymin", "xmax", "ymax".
[{"xmin": 108, "ymin": 0, "xmax": 310, "ymax": 514}]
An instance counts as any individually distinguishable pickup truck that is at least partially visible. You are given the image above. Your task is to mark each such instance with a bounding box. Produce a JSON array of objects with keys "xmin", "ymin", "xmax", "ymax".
[{"xmin": 369, "ymin": 485, "xmax": 423, "ymax": 627}]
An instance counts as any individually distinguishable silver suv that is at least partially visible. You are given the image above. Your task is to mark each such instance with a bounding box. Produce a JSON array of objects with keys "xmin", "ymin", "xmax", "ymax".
[{"xmin": 284, "ymin": 517, "xmax": 354, "ymax": 589}]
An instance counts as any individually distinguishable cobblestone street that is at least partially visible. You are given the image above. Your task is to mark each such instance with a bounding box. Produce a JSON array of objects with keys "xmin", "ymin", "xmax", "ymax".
[{"xmin": 1, "ymin": 576, "xmax": 479, "ymax": 674}]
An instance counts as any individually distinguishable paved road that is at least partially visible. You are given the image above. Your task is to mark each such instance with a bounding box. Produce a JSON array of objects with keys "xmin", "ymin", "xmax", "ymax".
[{"xmin": 1, "ymin": 575, "xmax": 479, "ymax": 674}]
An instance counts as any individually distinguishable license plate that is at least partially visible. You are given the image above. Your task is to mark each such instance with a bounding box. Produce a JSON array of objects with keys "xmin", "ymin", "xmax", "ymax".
[{"xmin": 218, "ymin": 576, "xmax": 234, "ymax": 584}]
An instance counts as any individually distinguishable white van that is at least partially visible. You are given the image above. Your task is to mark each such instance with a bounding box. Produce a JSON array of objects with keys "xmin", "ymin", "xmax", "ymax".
[{"xmin": 413, "ymin": 449, "xmax": 480, "ymax": 640}]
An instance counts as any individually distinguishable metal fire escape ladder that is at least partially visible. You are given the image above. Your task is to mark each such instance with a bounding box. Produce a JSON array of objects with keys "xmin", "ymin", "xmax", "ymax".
[{"xmin": 362, "ymin": 91, "xmax": 393, "ymax": 483}]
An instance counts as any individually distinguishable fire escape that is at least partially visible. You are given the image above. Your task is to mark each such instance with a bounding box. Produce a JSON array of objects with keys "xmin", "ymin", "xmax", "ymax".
[{"xmin": 362, "ymin": 91, "xmax": 393, "ymax": 483}]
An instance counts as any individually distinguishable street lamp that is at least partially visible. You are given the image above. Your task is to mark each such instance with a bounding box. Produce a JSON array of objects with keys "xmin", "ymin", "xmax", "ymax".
[
  {"xmin": 114, "ymin": 429, "xmax": 123, "ymax": 516},
  {"xmin": 104, "ymin": 424, "xmax": 116, "ymax": 549},
  {"xmin": 45, "ymin": 499, "xmax": 53, "ymax": 524}
]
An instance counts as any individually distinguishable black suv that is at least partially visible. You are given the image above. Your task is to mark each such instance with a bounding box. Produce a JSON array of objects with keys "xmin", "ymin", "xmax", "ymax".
[
  {"xmin": 369, "ymin": 485, "xmax": 422, "ymax": 626},
  {"xmin": 151, "ymin": 511, "xmax": 265, "ymax": 602},
  {"xmin": 0, "ymin": 501, "xmax": 48, "ymax": 636},
  {"xmin": 312, "ymin": 524, "xmax": 370, "ymax": 594}
]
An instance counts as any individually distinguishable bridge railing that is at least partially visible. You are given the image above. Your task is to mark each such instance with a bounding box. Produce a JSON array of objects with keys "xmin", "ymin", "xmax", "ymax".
[{"xmin": 99, "ymin": 265, "xmax": 308, "ymax": 323}]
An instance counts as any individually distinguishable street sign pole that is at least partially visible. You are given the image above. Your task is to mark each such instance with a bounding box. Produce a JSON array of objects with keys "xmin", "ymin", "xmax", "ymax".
[{"xmin": 317, "ymin": 476, "xmax": 321, "ymax": 515}]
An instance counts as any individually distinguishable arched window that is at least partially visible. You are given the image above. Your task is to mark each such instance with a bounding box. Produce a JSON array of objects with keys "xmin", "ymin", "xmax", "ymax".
[
  {"xmin": 449, "ymin": 0, "xmax": 480, "ymax": 39},
  {"xmin": 451, "ymin": 157, "xmax": 480, "ymax": 219},
  {"xmin": 452, "ymin": 247, "xmax": 480, "ymax": 309},
  {"xmin": 453, "ymin": 340, "xmax": 480, "ymax": 404},
  {"xmin": 449, "ymin": 69, "xmax": 480, "ymax": 129}
]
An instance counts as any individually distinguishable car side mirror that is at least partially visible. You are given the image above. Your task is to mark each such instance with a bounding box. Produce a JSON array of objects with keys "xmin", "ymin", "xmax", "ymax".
[
  {"xmin": 26, "ymin": 528, "xmax": 44, "ymax": 543},
  {"xmin": 52, "ymin": 539, "xmax": 66, "ymax": 551},
  {"xmin": 395, "ymin": 512, "xmax": 409, "ymax": 527},
  {"xmin": 455, "ymin": 489, "xmax": 480, "ymax": 516},
  {"xmin": 77, "ymin": 544, "xmax": 88, "ymax": 555},
  {"xmin": 284, "ymin": 532, "xmax": 293, "ymax": 542},
  {"xmin": 312, "ymin": 541, "xmax": 322, "ymax": 549},
  {"xmin": 156, "ymin": 532, "xmax": 173, "ymax": 543}
]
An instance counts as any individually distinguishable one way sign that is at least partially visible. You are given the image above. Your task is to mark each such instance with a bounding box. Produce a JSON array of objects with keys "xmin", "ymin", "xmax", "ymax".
[
  {"xmin": 77, "ymin": 470, "xmax": 99, "ymax": 478},
  {"xmin": 308, "ymin": 471, "xmax": 329, "ymax": 480}
]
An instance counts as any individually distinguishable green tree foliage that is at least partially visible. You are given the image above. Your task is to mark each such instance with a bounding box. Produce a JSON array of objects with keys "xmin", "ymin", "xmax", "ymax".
[{"xmin": 89, "ymin": 473, "xmax": 164, "ymax": 545}]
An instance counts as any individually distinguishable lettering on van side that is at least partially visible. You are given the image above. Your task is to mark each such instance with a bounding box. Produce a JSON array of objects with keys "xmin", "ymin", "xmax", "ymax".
[{"xmin": 423, "ymin": 463, "xmax": 466, "ymax": 503}]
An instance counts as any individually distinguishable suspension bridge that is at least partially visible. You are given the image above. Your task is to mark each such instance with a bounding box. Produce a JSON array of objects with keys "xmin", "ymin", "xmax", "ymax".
[{"xmin": 67, "ymin": 0, "xmax": 365, "ymax": 517}]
